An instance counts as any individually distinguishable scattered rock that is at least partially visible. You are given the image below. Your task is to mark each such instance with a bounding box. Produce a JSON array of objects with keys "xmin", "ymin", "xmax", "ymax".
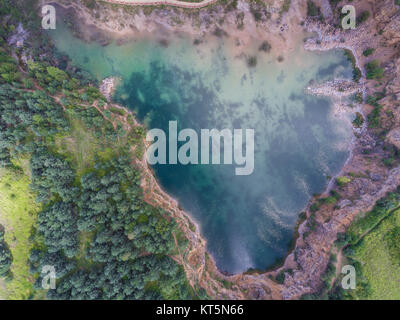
[
  {"xmin": 338, "ymin": 199, "xmax": 352, "ymax": 209},
  {"xmin": 387, "ymin": 128, "xmax": 400, "ymax": 150},
  {"xmin": 370, "ymin": 173, "xmax": 382, "ymax": 182}
]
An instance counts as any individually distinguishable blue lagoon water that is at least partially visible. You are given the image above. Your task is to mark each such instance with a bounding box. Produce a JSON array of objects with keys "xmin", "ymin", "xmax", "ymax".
[{"xmin": 49, "ymin": 23, "xmax": 353, "ymax": 273}]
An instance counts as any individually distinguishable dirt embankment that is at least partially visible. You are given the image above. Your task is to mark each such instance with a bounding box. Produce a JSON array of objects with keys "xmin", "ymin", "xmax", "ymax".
[
  {"xmin": 59, "ymin": 0, "xmax": 400, "ymax": 299},
  {"xmin": 278, "ymin": 0, "xmax": 400, "ymax": 299}
]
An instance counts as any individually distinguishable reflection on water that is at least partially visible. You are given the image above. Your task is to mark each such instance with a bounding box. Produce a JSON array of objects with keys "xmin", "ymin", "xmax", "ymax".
[{"xmin": 49, "ymin": 22, "xmax": 353, "ymax": 273}]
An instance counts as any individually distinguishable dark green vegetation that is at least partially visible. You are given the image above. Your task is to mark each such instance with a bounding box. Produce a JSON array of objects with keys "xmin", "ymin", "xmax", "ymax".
[
  {"xmin": 307, "ymin": 0, "xmax": 324, "ymax": 21},
  {"xmin": 363, "ymin": 48, "xmax": 375, "ymax": 57},
  {"xmin": 344, "ymin": 50, "xmax": 361, "ymax": 83},
  {"xmin": 247, "ymin": 56, "xmax": 257, "ymax": 67},
  {"xmin": 357, "ymin": 10, "xmax": 370, "ymax": 25},
  {"xmin": 365, "ymin": 60, "xmax": 385, "ymax": 80},
  {"xmin": 307, "ymin": 0, "xmax": 320, "ymax": 16},
  {"xmin": 352, "ymin": 112, "xmax": 364, "ymax": 128},
  {"xmin": 280, "ymin": 0, "xmax": 291, "ymax": 14},
  {"xmin": 366, "ymin": 92, "xmax": 386, "ymax": 129},
  {"xmin": 0, "ymin": 225, "xmax": 12, "ymax": 277},
  {"xmin": 0, "ymin": 0, "xmax": 195, "ymax": 300},
  {"xmin": 248, "ymin": 0, "xmax": 271, "ymax": 23},
  {"xmin": 328, "ymin": 0, "xmax": 342, "ymax": 6},
  {"xmin": 259, "ymin": 41, "xmax": 272, "ymax": 53}
]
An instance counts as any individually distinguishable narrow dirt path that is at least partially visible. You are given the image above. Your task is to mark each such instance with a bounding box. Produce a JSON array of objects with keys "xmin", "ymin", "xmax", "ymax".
[{"xmin": 101, "ymin": 0, "xmax": 217, "ymax": 9}]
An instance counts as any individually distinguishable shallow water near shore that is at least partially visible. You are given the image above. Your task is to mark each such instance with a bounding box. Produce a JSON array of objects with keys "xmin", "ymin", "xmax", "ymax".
[{"xmin": 48, "ymin": 21, "xmax": 353, "ymax": 273}]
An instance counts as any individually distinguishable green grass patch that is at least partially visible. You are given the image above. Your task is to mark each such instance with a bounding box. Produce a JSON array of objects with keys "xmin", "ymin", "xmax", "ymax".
[
  {"xmin": 109, "ymin": 106, "xmax": 126, "ymax": 116},
  {"xmin": 347, "ymin": 209, "xmax": 400, "ymax": 299},
  {"xmin": 336, "ymin": 176, "xmax": 351, "ymax": 187},
  {"xmin": 54, "ymin": 118, "xmax": 116, "ymax": 180},
  {"xmin": 0, "ymin": 166, "xmax": 41, "ymax": 300}
]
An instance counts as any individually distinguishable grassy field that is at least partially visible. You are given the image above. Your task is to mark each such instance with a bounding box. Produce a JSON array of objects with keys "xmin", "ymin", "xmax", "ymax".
[
  {"xmin": 54, "ymin": 115, "xmax": 122, "ymax": 180},
  {"xmin": 348, "ymin": 209, "xmax": 400, "ymax": 299},
  {"xmin": 0, "ymin": 162, "xmax": 41, "ymax": 300},
  {"xmin": 54, "ymin": 117, "xmax": 103, "ymax": 180}
]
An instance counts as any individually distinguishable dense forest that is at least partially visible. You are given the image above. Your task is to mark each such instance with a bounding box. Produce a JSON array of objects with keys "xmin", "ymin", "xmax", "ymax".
[{"xmin": 0, "ymin": 0, "xmax": 197, "ymax": 299}]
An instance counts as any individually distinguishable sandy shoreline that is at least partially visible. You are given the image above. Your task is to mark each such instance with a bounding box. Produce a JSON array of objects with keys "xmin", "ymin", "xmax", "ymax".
[{"xmin": 46, "ymin": 0, "xmax": 310, "ymax": 62}]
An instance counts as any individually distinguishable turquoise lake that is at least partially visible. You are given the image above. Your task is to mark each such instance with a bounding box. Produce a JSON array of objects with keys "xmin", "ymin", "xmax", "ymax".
[{"xmin": 48, "ymin": 22, "xmax": 353, "ymax": 273}]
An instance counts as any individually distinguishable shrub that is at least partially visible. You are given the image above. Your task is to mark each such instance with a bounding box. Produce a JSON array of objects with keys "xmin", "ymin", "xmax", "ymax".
[
  {"xmin": 330, "ymin": 190, "xmax": 341, "ymax": 200},
  {"xmin": 336, "ymin": 176, "xmax": 351, "ymax": 187},
  {"xmin": 325, "ymin": 197, "xmax": 338, "ymax": 205},
  {"xmin": 363, "ymin": 48, "xmax": 374, "ymax": 57},
  {"xmin": 275, "ymin": 270, "xmax": 286, "ymax": 284},
  {"xmin": 310, "ymin": 203, "xmax": 319, "ymax": 213},
  {"xmin": 352, "ymin": 112, "xmax": 364, "ymax": 128},
  {"xmin": 367, "ymin": 104, "xmax": 382, "ymax": 128},
  {"xmin": 365, "ymin": 60, "xmax": 384, "ymax": 80},
  {"xmin": 250, "ymin": 5, "xmax": 262, "ymax": 22},
  {"xmin": 344, "ymin": 50, "xmax": 361, "ymax": 82},
  {"xmin": 307, "ymin": 0, "xmax": 320, "ymax": 17},
  {"xmin": 383, "ymin": 158, "xmax": 394, "ymax": 167},
  {"xmin": 357, "ymin": 11, "xmax": 370, "ymax": 24},
  {"xmin": 280, "ymin": 0, "xmax": 291, "ymax": 14},
  {"xmin": 247, "ymin": 56, "xmax": 257, "ymax": 68},
  {"xmin": 353, "ymin": 92, "xmax": 363, "ymax": 104},
  {"xmin": 353, "ymin": 67, "xmax": 362, "ymax": 82},
  {"xmin": 329, "ymin": 0, "xmax": 341, "ymax": 6},
  {"xmin": 83, "ymin": 0, "xmax": 97, "ymax": 9},
  {"xmin": 259, "ymin": 41, "xmax": 271, "ymax": 53}
]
